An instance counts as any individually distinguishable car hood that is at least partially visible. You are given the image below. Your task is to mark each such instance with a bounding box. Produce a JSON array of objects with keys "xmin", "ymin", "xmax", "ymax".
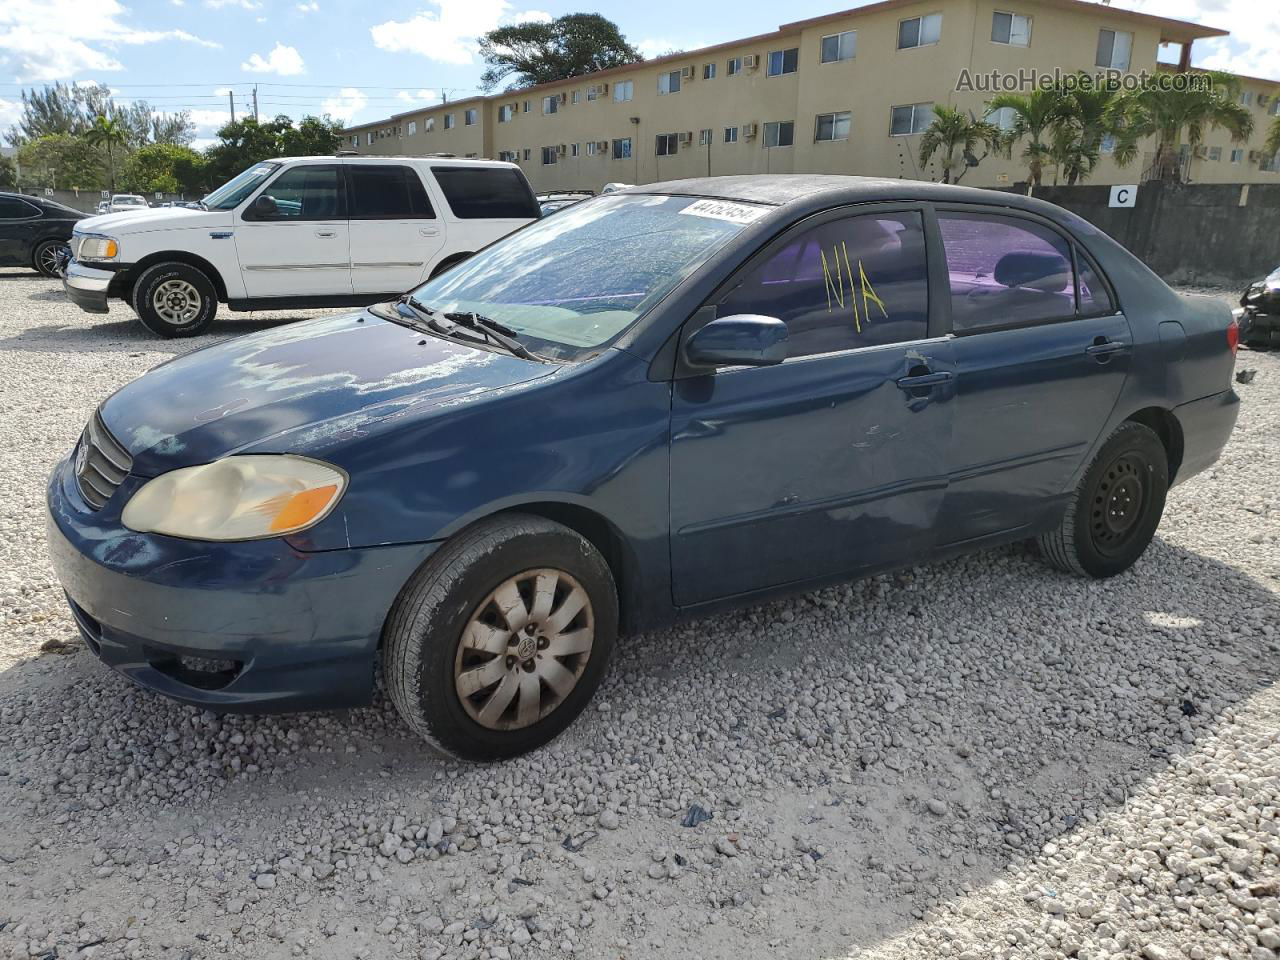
[
  {"xmin": 99, "ymin": 312, "xmax": 554, "ymax": 476},
  {"xmin": 77, "ymin": 208, "xmax": 233, "ymax": 235}
]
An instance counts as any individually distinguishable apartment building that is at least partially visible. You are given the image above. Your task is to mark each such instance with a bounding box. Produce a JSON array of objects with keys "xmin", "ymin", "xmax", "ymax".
[{"xmin": 342, "ymin": 0, "xmax": 1280, "ymax": 190}]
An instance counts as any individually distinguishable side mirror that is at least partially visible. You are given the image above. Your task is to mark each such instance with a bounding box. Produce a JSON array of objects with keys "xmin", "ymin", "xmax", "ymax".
[
  {"xmin": 685, "ymin": 314, "xmax": 788, "ymax": 368},
  {"xmin": 251, "ymin": 194, "xmax": 278, "ymax": 218}
]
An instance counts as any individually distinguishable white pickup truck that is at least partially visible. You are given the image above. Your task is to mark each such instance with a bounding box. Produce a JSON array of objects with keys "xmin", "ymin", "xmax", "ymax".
[{"xmin": 64, "ymin": 155, "xmax": 541, "ymax": 337}]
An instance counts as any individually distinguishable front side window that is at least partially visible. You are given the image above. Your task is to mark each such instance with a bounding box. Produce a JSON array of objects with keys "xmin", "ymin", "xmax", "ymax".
[
  {"xmin": 349, "ymin": 165, "xmax": 434, "ymax": 219},
  {"xmin": 1095, "ymin": 28, "xmax": 1132, "ymax": 70},
  {"xmin": 612, "ymin": 137, "xmax": 632, "ymax": 159},
  {"xmin": 727, "ymin": 57, "xmax": 741, "ymax": 75},
  {"xmin": 898, "ymin": 13, "xmax": 942, "ymax": 49},
  {"xmin": 767, "ymin": 47, "xmax": 799, "ymax": 76},
  {"xmin": 820, "ymin": 30, "xmax": 856, "ymax": 63},
  {"xmin": 890, "ymin": 102, "xmax": 934, "ymax": 135},
  {"xmin": 613, "ymin": 80, "xmax": 634, "ymax": 102},
  {"xmin": 815, "ymin": 111, "xmax": 851, "ymax": 142},
  {"xmin": 658, "ymin": 71, "xmax": 681, "ymax": 95},
  {"xmin": 724, "ymin": 126, "xmax": 739, "ymax": 143},
  {"xmin": 430, "ymin": 166, "xmax": 539, "ymax": 219},
  {"xmin": 203, "ymin": 162, "xmax": 278, "ymax": 210},
  {"xmin": 656, "ymin": 133, "xmax": 678, "ymax": 156},
  {"xmin": 716, "ymin": 212, "xmax": 929, "ymax": 358},
  {"xmin": 991, "ymin": 11, "xmax": 1031, "ymax": 46},
  {"xmin": 250, "ymin": 164, "xmax": 343, "ymax": 220},
  {"xmin": 763, "ymin": 120, "xmax": 795, "ymax": 148},
  {"xmin": 409, "ymin": 194, "xmax": 761, "ymax": 360},
  {"xmin": 937, "ymin": 211, "xmax": 1077, "ymax": 331}
]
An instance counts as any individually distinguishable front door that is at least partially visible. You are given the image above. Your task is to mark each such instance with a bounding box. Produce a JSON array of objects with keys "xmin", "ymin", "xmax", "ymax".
[
  {"xmin": 235, "ymin": 163, "xmax": 351, "ymax": 298},
  {"xmin": 932, "ymin": 208, "xmax": 1133, "ymax": 545},
  {"xmin": 348, "ymin": 163, "xmax": 445, "ymax": 296},
  {"xmin": 669, "ymin": 208, "xmax": 954, "ymax": 606}
]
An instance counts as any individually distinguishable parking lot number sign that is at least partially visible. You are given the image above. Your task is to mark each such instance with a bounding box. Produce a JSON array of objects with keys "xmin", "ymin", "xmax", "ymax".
[{"xmin": 1109, "ymin": 185, "xmax": 1138, "ymax": 208}]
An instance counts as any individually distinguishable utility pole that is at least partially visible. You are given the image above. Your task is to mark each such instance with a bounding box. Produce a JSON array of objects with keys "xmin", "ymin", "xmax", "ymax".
[
  {"xmin": 252, "ymin": 84, "xmax": 259, "ymax": 121},
  {"xmin": 229, "ymin": 89, "xmax": 236, "ymax": 123}
]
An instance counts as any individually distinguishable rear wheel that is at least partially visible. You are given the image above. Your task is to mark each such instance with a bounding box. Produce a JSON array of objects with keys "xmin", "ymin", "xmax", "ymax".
[
  {"xmin": 1037, "ymin": 421, "xmax": 1168, "ymax": 578},
  {"xmin": 428, "ymin": 253, "xmax": 472, "ymax": 281},
  {"xmin": 132, "ymin": 262, "xmax": 218, "ymax": 337},
  {"xmin": 382, "ymin": 514, "xmax": 617, "ymax": 761},
  {"xmin": 32, "ymin": 239, "xmax": 66, "ymax": 278}
]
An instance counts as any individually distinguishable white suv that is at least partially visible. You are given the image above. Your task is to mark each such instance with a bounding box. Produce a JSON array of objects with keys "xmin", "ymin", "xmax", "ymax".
[{"xmin": 64, "ymin": 156, "xmax": 540, "ymax": 337}]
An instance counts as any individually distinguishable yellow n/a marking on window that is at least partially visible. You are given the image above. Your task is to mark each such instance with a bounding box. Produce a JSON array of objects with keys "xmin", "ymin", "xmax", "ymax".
[{"xmin": 821, "ymin": 242, "xmax": 889, "ymax": 332}]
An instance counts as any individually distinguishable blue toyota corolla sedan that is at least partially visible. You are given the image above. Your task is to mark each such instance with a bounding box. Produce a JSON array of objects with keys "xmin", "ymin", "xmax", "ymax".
[{"xmin": 47, "ymin": 176, "xmax": 1239, "ymax": 761}]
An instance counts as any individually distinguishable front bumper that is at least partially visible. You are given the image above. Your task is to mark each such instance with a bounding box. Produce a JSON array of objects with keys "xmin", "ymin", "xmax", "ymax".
[
  {"xmin": 46, "ymin": 454, "xmax": 438, "ymax": 713},
  {"xmin": 63, "ymin": 261, "xmax": 114, "ymax": 314}
]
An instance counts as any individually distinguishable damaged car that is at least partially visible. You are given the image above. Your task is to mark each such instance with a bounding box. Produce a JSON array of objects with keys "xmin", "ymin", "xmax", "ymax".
[{"xmin": 47, "ymin": 176, "xmax": 1240, "ymax": 761}]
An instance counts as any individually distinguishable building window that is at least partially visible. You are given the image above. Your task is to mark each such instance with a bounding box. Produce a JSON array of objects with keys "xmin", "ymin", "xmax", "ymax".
[
  {"xmin": 522, "ymin": 100, "xmax": 531, "ymax": 113},
  {"xmin": 1230, "ymin": 148, "xmax": 1243, "ymax": 164},
  {"xmin": 1095, "ymin": 29, "xmax": 1132, "ymax": 70},
  {"xmin": 498, "ymin": 105, "xmax": 513, "ymax": 123},
  {"xmin": 425, "ymin": 117, "xmax": 435, "ymax": 133},
  {"xmin": 1271, "ymin": 99, "xmax": 1280, "ymax": 116},
  {"xmin": 541, "ymin": 146, "xmax": 557, "ymax": 165},
  {"xmin": 763, "ymin": 120, "xmax": 794, "ymax": 147},
  {"xmin": 1240, "ymin": 91, "xmax": 1254, "ymax": 106},
  {"xmin": 613, "ymin": 80, "xmax": 634, "ymax": 102},
  {"xmin": 444, "ymin": 113, "xmax": 455, "ymax": 130},
  {"xmin": 521, "ymin": 148, "xmax": 530, "ymax": 160},
  {"xmin": 703, "ymin": 63, "xmax": 717, "ymax": 79},
  {"xmin": 815, "ymin": 111, "xmax": 851, "ymax": 142},
  {"xmin": 820, "ymin": 31, "xmax": 856, "ymax": 63},
  {"xmin": 724, "ymin": 126, "xmax": 739, "ymax": 143},
  {"xmin": 366, "ymin": 131, "xmax": 373, "ymax": 145},
  {"xmin": 407, "ymin": 120, "xmax": 417, "ymax": 136},
  {"xmin": 656, "ymin": 133, "xmax": 678, "ymax": 156},
  {"xmin": 986, "ymin": 106, "xmax": 1016, "ymax": 131},
  {"xmin": 727, "ymin": 57, "xmax": 741, "ymax": 75},
  {"xmin": 698, "ymin": 128, "xmax": 713, "ymax": 145},
  {"xmin": 351, "ymin": 134, "xmax": 358, "ymax": 146},
  {"xmin": 465, "ymin": 108, "xmax": 477, "ymax": 125},
  {"xmin": 898, "ymin": 13, "xmax": 942, "ymax": 49},
  {"xmin": 991, "ymin": 11, "xmax": 1031, "ymax": 46},
  {"xmin": 497, "ymin": 150, "xmax": 516, "ymax": 162},
  {"xmin": 542, "ymin": 96, "xmax": 558, "ymax": 115},
  {"xmin": 572, "ymin": 90, "xmax": 580, "ymax": 104},
  {"xmin": 569, "ymin": 142, "xmax": 579, "ymax": 157},
  {"xmin": 1208, "ymin": 146, "xmax": 1222, "ymax": 161},
  {"xmin": 766, "ymin": 48, "xmax": 799, "ymax": 76},
  {"xmin": 586, "ymin": 141, "xmax": 598, "ymax": 157},
  {"xmin": 890, "ymin": 102, "xmax": 934, "ymax": 135},
  {"xmin": 612, "ymin": 137, "xmax": 632, "ymax": 159},
  {"xmin": 1099, "ymin": 134, "xmax": 1116, "ymax": 154},
  {"xmin": 658, "ymin": 70, "xmax": 681, "ymax": 95}
]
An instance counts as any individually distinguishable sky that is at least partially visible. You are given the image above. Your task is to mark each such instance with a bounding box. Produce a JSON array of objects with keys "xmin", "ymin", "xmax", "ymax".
[{"xmin": 0, "ymin": 0, "xmax": 1276, "ymax": 149}]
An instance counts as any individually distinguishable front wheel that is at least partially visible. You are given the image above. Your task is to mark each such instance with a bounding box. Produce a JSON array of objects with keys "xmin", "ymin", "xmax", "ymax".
[
  {"xmin": 382, "ymin": 514, "xmax": 617, "ymax": 761},
  {"xmin": 1037, "ymin": 421, "xmax": 1168, "ymax": 578},
  {"xmin": 132, "ymin": 262, "xmax": 218, "ymax": 337}
]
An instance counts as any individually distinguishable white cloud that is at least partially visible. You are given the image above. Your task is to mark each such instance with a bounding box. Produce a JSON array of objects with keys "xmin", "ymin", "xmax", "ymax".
[
  {"xmin": 395, "ymin": 88, "xmax": 439, "ymax": 103},
  {"xmin": 241, "ymin": 42, "xmax": 306, "ymax": 75},
  {"xmin": 0, "ymin": 0, "xmax": 220, "ymax": 82},
  {"xmin": 204, "ymin": 0, "xmax": 260, "ymax": 8},
  {"xmin": 369, "ymin": 0, "xmax": 552, "ymax": 66},
  {"xmin": 296, "ymin": 1, "xmax": 319, "ymax": 11},
  {"xmin": 0, "ymin": 97, "xmax": 22, "ymax": 130},
  {"xmin": 637, "ymin": 36, "xmax": 708, "ymax": 59},
  {"xmin": 1119, "ymin": 0, "xmax": 1280, "ymax": 81},
  {"xmin": 320, "ymin": 87, "xmax": 368, "ymax": 122}
]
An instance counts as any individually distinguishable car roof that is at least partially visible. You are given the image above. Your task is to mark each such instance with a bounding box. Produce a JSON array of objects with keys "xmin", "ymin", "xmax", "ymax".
[{"xmin": 280, "ymin": 155, "xmax": 521, "ymax": 170}]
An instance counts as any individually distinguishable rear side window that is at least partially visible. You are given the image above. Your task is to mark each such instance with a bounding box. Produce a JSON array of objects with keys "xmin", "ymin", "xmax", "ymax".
[
  {"xmin": 716, "ymin": 211, "xmax": 930, "ymax": 359},
  {"xmin": 937, "ymin": 212, "xmax": 1075, "ymax": 332},
  {"xmin": 430, "ymin": 166, "xmax": 539, "ymax": 219},
  {"xmin": 349, "ymin": 165, "xmax": 435, "ymax": 219}
]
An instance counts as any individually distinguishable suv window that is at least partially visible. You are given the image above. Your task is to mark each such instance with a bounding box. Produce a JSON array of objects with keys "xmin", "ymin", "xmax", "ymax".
[
  {"xmin": 350, "ymin": 165, "xmax": 435, "ymax": 219},
  {"xmin": 430, "ymin": 166, "xmax": 539, "ymax": 220},
  {"xmin": 251, "ymin": 165, "xmax": 344, "ymax": 220},
  {"xmin": 937, "ymin": 212, "xmax": 1076, "ymax": 331},
  {"xmin": 715, "ymin": 211, "xmax": 930, "ymax": 359},
  {"xmin": 0, "ymin": 197, "xmax": 40, "ymax": 219}
]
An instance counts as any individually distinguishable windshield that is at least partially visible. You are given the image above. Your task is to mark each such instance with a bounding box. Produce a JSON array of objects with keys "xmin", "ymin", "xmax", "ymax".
[
  {"xmin": 407, "ymin": 194, "xmax": 764, "ymax": 360},
  {"xmin": 202, "ymin": 162, "xmax": 278, "ymax": 210}
]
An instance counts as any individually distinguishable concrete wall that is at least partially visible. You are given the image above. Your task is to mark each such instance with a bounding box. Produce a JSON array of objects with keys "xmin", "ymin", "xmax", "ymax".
[
  {"xmin": 1015, "ymin": 181, "xmax": 1280, "ymax": 286},
  {"xmin": 12, "ymin": 188, "xmax": 189, "ymax": 214}
]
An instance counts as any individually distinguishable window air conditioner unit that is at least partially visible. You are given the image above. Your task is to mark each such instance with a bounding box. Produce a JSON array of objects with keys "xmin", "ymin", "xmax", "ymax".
[
  {"xmin": 559, "ymin": 92, "xmax": 568, "ymax": 104},
  {"xmin": 680, "ymin": 66, "xmax": 695, "ymax": 80},
  {"xmin": 742, "ymin": 122, "xmax": 758, "ymax": 138},
  {"xmin": 1248, "ymin": 150, "xmax": 1262, "ymax": 161},
  {"xmin": 678, "ymin": 131, "xmax": 692, "ymax": 145},
  {"xmin": 596, "ymin": 140, "xmax": 609, "ymax": 151},
  {"xmin": 1259, "ymin": 94, "xmax": 1270, "ymax": 106},
  {"xmin": 558, "ymin": 144, "xmax": 567, "ymax": 155},
  {"xmin": 1193, "ymin": 145, "xmax": 1208, "ymax": 159},
  {"xmin": 742, "ymin": 54, "xmax": 759, "ymax": 69}
]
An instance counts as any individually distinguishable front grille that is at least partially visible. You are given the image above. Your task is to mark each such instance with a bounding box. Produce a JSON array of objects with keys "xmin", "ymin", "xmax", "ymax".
[{"xmin": 75, "ymin": 411, "xmax": 132, "ymax": 510}]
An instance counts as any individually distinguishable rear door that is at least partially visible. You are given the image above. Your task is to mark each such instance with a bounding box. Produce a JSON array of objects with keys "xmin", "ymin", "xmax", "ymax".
[
  {"xmin": 235, "ymin": 163, "xmax": 351, "ymax": 298},
  {"xmin": 348, "ymin": 163, "xmax": 444, "ymax": 295},
  {"xmin": 932, "ymin": 207, "xmax": 1131, "ymax": 545}
]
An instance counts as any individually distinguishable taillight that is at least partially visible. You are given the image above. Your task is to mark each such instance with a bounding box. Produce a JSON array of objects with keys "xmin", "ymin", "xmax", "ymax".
[{"xmin": 1227, "ymin": 318, "xmax": 1239, "ymax": 355}]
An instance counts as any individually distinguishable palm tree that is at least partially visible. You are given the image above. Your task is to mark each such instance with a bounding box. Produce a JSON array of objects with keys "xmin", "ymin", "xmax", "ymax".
[
  {"xmin": 85, "ymin": 115, "xmax": 127, "ymax": 192},
  {"xmin": 1050, "ymin": 79, "xmax": 1131, "ymax": 186},
  {"xmin": 1109, "ymin": 71, "xmax": 1253, "ymax": 182},
  {"xmin": 918, "ymin": 105, "xmax": 1004, "ymax": 184},
  {"xmin": 986, "ymin": 87, "xmax": 1070, "ymax": 189}
]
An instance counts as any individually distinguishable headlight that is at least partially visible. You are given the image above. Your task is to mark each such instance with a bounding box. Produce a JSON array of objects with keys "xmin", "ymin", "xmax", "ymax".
[
  {"xmin": 122, "ymin": 455, "xmax": 347, "ymax": 541},
  {"xmin": 78, "ymin": 235, "xmax": 120, "ymax": 262}
]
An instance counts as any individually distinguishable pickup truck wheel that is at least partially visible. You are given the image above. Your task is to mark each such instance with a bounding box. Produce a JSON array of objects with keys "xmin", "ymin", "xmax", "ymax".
[
  {"xmin": 382, "ymin": 514, "xmax": 617, "ymax": 762},
  {"xmin": 32, "ymin": 239, "xmax": 67, "ymax": 278},
  {"xmin": 428, "ymin": 253, "xmax": 471, "ymax": 280},
  {"xmin": 1037, "ymin": 421, "xmax": 1168, "ymax": 578},
  {"xmin": 133, "ymin": 262, "xmax": 217, "ymax": 338}
]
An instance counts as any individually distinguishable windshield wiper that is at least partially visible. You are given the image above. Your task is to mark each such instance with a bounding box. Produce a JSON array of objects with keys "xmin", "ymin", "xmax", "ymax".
[{"xmin": 442, "ymin": 311, "xmax": 548, "ymax": 363}]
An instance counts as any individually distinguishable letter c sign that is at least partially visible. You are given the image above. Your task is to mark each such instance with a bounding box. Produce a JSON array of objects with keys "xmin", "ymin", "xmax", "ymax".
[{"xmin": 1109, "ymin": 185, "xmax": 1138, "ymax": 208}]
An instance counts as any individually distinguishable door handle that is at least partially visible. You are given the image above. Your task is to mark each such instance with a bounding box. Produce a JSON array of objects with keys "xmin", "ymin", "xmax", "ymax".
[
  {"xmin": 315, "ymin": 230, "xmax": 337, "ymax": 239},
  {"xmin": 1085, "ymin": 337, "xmax": 1129, "ymax": 361},
  {"xmin": 896, "ymin": 370, "xmax": 953, "ymax": 391},
  {"xmin": 419, "ymin": 227, "xmax": 440, "ymax": 237}
]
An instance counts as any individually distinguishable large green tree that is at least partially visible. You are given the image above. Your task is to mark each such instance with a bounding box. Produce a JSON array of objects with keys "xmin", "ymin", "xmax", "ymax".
[
  {"xmin": 0, "ymin": 155, "xmax": 15, "ymax": 189},
  {"xmin": 120, "ymin": 144, "xmax": 208, "ymax": 196},
  {"xmin": 478, "ymin": 13, "xmax": 643, "ymax": 91},
  {"xmin": 278, "ymin": 115, "xmax": 346, "ymax": 156},
  {"xmin": 202, "ymin": 114, "xmax": 344, "ymax": 187},
  {"xmin": 5, "ymin": 82, "xmax": 192, "ymax": 148},
  {"xmin": 15, "ymin": 134, "xmax": 106, "ymax": 190},
  {"xmin": 919, "ymin": 106, "xmax": 1004, "ymax": 184},
  {"xmin": 85, "ymin": 115, "xmax": 128, "ymax": 192}
]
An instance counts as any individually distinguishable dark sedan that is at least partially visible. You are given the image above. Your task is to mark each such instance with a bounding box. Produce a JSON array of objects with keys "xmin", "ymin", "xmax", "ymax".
[
  {"xmin": 47, "ymin": 176, "xmax": 1240, "ymax": 761},
  {"xmin": 0, "ymin": 192, "xmax": 86, "ymax": 277},
  {"xmin": 1237, "ymin": 265, "xmax": 1280, "ymax": 349}
]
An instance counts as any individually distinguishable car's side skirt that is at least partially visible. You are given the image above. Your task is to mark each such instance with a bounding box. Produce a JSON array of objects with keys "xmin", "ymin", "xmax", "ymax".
[{"xmin": 226, "ymin": 293, "xmax": 401, "ymax": 312}]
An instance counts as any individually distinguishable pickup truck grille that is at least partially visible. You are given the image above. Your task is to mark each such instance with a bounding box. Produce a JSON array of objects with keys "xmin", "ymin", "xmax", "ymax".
[{"xmin": 75, "ymin": 412, "xmax": 132, "ymax": 510}]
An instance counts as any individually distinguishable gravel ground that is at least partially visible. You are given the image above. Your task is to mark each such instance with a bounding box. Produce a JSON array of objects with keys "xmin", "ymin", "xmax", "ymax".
[{"xmin": 0, "ymin": 271, "xmax": 1276, "ymax": 960}]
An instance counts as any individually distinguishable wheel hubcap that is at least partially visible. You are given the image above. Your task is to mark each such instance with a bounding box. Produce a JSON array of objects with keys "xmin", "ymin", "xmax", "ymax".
[
  {"xmin": 1091, "ymin": 454, "xmax": 1146, "ymax": 552},
  {"xmin": 152, "ymin": 279, "xmax": 202, "ymax": 326},
  {"xmin": 453, "ymin": 568, "xmax": 594, "ymax": 731}
]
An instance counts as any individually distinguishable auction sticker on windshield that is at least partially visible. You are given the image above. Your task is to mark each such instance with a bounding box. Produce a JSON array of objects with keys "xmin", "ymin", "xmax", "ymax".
[{"xmin": 678, "ymin": 198, "xmax": 767, "ymax": 224}]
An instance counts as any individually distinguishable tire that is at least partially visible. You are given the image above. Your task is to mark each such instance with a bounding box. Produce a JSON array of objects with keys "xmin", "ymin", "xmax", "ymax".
[
  {"xmin": 132, "ymin": 262, "xmax": 218, "ymax": 338},
  {"xmin": 382, "ymin": 513, "xmax": 618, "ymax": 761},
  {"xmin": 428, "ymin": 253, "xmax": 471, "ymax": 281},
  {"xmin": 1037, "ymin": 421, "xmax": 1168, "ymax": 578},
  {"xmin": 32, "ymin": 239, "xmax": 66, "ymax": 278}
]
